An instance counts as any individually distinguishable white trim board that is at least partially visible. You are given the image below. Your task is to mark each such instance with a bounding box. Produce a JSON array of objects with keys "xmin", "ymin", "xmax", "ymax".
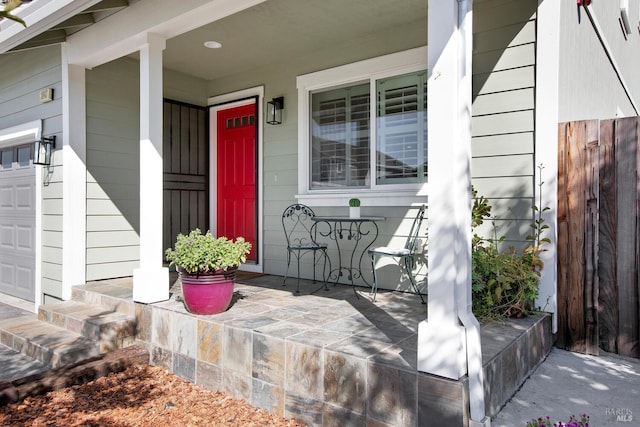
[{"xmin": 0, "ymin": 121, "xmax": 42, "ymax": 148}]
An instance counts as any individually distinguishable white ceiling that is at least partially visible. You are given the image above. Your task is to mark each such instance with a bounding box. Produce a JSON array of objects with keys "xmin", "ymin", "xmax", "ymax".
[{"xmin": 163, "ymin": 0, "xmax": 428, "ymax": 82}]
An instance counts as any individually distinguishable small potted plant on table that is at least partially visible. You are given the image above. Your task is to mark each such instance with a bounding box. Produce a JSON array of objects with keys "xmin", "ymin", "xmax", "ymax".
[
  {"xmin": 349, "ymin": 198, "xmax": 361, "ymax": 218},
  {"xmin": 165, "ymin": 229, "xmax": 252, "ymax": 315}
]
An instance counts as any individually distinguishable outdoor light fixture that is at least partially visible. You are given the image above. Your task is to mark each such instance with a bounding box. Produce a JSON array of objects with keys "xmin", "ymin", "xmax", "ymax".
[
  {"xmin": 266, "ymin": 96, "xmax": 284, "ymax": 125},
  {"xmin": 33, "ymin": 135, "xmax": 56, "ymax": 166}
]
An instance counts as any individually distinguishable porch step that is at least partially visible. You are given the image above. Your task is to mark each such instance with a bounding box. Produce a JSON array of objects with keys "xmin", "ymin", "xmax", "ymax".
[
  {"xmin": 0, "ymin": 315, "xmax": 100, "ymax": 368},
  {"xmin": 38, "ymin": 301, "xmax": 136, "ymax": 352},
  {"xmin": 0, "ymin": 343, "xmax": 48, "ymax": 382},
  {"xmin": 0, "ymin": 300, "xmax": 136, "ymax": 370},
  {"xmin": 71, "ymin": 280, "xmax": 136, "ymax": 317}
]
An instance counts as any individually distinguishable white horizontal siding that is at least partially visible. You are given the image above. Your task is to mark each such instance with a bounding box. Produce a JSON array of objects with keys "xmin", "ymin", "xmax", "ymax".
[
  {"xmin": 0, "ymin": 45, "xmax": 64, "ymax": 299},
  {"xmin": 41, "ymin": 261, "xmax": 62, "ymax": 282},
  {"xmin": 41, "ymin": 277, "xmax": 63, "ymax": 297},
  {"xmin": 41, "ymin": 246, "xmax": 62, "ymax": 263},
  {"xmin": 86, "ymin": 199, "xmax": 139, "ymax": 216},
  {"xmin": 472, "ymin": 154, "xmax": 534, "ymax": 178},
  {"xmin": 87, "ymin": 246, "xmax": 139, "ymax": 264},
  {"xmin": 87, "ymin": 166, "xmax": 138, "ymax": 186},
  {"xmin": 41, "ymin": 213, "xmax": 62, "ymax": 231},
  {"xmin": 42, "ymin": 199, "xmax": 63, "ymax": 215},
  {"xmin": 474, "ymin": 20, "xmax": 536, "ymax": 52},
  {"xmin": 472, "ymin": 110, "xmax": 534, "ymax": 136},
  {"xmin": 85, "ymin": 57, "xmax": 140, "ymax": 281},
  {"xmin": 472, "ymin": 176, "xmax": 534, "ymax": 198},
  {"xmin": 87, "ymin": 182, "xmax": 138, "ymax": 200},
  {"xmin": 473, "ymin": 43, "xmax": 536, "ymax": 75},
  {"xmin": 471, "ymin": 132, "xmax": 534, "ymax": 157},
  {"xmin": 86, "ymin": 230, "xmax": 139, "ymax": 248},
  {"xmin": 42, "ymin": 230, "xmax": 62, "ymax": 247},
  {"xmin": 471, "ymin": 0, "xmax": 538, "ymax": 246},
  {"xmin": 479, "ymin": 197, "xmax": 535, "ymax": 219},
  {"xmin": 472, "ymin": 88, "xmax": 534, "ymax": 116},
  {"xmin": 473, "ymin": 66, "xmax": 535, "ymax": 95},
  {"xmin": 86, "ymin": 261, "xmax": 139, "ymax": 281},
  {"xmin": 474, "ymin": 0, "xmax": 536, "ymax": 33},
  {"xmin": 87, "ymin": 215, "xmax": 137, "ymax": 232},
  {"xmin": 41, "ymin": 181, "xmax": 63, "ymax": 199}
]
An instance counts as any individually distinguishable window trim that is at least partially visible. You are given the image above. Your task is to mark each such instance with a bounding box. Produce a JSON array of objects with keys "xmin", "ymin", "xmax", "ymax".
[
  {"xmin": 296, "ymin": 46, "xmax": 428, "ymax": 207},
  {"xmin": 0, "ymin": 120, "xmax": 41, "ymax": 150}
]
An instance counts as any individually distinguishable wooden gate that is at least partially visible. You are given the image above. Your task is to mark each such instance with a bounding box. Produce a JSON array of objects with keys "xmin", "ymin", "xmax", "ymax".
[{"xmin": 558, "ymin": 118, "xmax": 640, "ymax": 358}]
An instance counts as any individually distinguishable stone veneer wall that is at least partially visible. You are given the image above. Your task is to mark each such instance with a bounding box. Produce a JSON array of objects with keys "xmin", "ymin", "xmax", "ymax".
[
  {"xmin": 133, "ymin": 294, "xmax": 552, "ymax": 427},
  {"xmin": 482, "ymin": 314, "xmax": 554, "ymax": 417}
]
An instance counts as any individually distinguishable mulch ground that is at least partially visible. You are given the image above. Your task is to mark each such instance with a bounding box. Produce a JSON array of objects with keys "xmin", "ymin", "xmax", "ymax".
[{"xmin": 0, "ymin": 364, "xmax": 306, "ymax": 427}]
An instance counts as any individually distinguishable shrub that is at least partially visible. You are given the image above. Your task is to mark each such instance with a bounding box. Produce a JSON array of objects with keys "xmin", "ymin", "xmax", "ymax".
[
  {"xmin": 165, "ymin": 229, "xmax": 252, "ymax": 274},
  {"xmin": 471, "ymin": 165, "xmax": 549, "ymax": 320}
]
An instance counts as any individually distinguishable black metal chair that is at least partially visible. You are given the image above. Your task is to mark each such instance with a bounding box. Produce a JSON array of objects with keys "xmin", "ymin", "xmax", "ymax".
[
  {"xmin": 282, "ymin": 204, "xmax": 330, "ymax": 293},
  {"xmin": 368, "ymin": 204, "xmax": 426, "ymax": 303}
]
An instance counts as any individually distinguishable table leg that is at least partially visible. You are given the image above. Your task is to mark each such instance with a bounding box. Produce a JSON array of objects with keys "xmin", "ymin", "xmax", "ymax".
[{"xmin": 317, "ymin": 220, "xmax": 379, "ymax": 291}]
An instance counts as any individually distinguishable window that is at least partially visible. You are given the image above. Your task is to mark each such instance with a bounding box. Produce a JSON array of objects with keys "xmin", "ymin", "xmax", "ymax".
[
  {"xmin": 311, "ymin": 83, "xmax": 370, "ymax": 189},
  {"xmin": 17, "ymin": 145, "xmax": 31, "ymax": 167},
  {"xmin": 298, "ymin": 46, "xmax": 428, "ymax": 206},
  {"xmin": 376, "ymin": 71, "xmax": 427, "ymax": 185},
  {"xmin": 0, "ymin": 121, "xmax": 41, "ymax": 173},
  {"xmin": 0, "ymin": 148, "xmax": 12, "ymax": 169}
]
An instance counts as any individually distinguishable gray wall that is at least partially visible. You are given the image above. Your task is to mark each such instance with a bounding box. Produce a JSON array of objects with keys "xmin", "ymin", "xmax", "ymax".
[
  {"xmin": 471, "ymin": 0, "xmax": 538, "ymax": 247},
  {"xmin": 76, "ymin": 0, "xmax": 540, "ymax": 288},
  {"xmin": 205, "ymin": 1, "xmax": 539, "ymax": 290},
  {"xmin": 558, "ymin": 0, "xmax": 640, "ymax": 121},
  {"xmin": 208, "ymin": 18, "xmax": 429, "ymax": 291},
  {"xmin": 85, "ymin": 58, "xmax": 208, "ymax": 281},
  {"xmin": 85, "ymin": 57, "xmax": 140, "ymax": 281},
  {"xmin": 0, "ymin": 45, "xmax": 63, "ymax": 302}
]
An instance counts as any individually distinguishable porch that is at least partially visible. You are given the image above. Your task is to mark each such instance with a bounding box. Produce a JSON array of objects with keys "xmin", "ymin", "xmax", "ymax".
[{"xmin": 72, "ymin": 273, "xmax": 552, "ymax": 426}]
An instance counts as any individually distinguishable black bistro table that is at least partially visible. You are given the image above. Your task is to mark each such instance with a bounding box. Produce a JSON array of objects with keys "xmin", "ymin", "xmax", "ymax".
[{"xmin": 311, "ymin": 216, "xmax": 385, "ymax": 291}]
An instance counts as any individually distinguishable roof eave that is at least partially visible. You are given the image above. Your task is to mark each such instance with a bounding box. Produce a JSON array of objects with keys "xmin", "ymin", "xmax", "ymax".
[{"xmin": 0, "ymin": 0, "xmax": 102, "ymax": 53}]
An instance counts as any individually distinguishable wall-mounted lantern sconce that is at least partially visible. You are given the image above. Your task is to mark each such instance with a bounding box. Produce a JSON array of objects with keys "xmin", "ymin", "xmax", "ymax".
[
  {"xmin": 266, "ymin": 96, "xmax": 284, "ymax": 125},
  {"xmin": 33, "ymin": 135, "xmax": 56, "ymax": 166}
]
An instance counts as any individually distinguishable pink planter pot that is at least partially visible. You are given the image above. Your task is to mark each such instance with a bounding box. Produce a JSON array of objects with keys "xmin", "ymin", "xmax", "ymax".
[{"xmin": 179, "ymin": 268, "xmax": 236, "ymax": 315}]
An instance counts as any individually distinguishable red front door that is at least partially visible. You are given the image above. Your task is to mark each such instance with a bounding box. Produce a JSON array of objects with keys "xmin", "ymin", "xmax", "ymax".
[{"xmin": 216, "ymin": 103, "xmax": 257, "ymax": 261}]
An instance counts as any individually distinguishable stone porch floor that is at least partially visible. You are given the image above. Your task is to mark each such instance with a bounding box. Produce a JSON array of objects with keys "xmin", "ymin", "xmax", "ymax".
[{"xmin": 73, "ymin": 273, "xmax": 552, "ymax": 427}]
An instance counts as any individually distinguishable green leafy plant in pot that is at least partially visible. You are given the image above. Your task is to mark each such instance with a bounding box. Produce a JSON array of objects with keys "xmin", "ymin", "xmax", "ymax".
[{"xmin": 165, "ymin": 229, "xmax": 252, "ymax": 314}]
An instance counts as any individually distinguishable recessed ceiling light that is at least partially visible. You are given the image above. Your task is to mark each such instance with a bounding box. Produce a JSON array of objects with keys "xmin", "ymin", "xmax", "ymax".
[{"xmin": 204, "ymin": 41, "xmax": 222, "ymax": 49}]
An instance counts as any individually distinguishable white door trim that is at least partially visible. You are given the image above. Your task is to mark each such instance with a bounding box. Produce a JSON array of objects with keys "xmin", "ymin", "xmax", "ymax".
[{"xmin": 208, "ymin": 86, "xmax": 264, "ymax": 273}]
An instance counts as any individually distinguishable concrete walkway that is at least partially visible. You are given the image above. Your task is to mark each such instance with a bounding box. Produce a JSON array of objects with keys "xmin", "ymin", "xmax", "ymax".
[{"xmin": 494, "ymin": 347, "xmax": 639, "ymax": 426}]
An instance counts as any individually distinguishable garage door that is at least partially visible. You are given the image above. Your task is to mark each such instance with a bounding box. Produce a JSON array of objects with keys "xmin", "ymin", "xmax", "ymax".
[{"xmin": 0, "ymin": 144, "xmax": 35, "ymax": 302}]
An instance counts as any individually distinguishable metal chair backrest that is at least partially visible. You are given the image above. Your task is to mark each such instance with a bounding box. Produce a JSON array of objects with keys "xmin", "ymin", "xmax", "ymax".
[
  {"xmin": 282, "ymin": 204, "xmax": 318, "ymax": 248},
  {"xmin": 405, "ymin": 204, "xmax": 426, "ymax": 254}
]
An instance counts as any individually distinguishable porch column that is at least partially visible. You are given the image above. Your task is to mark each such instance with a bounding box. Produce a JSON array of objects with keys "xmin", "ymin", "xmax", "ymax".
[
  {"xmin": 133, "ymin": 33, "xmax": 169, "ymax": 303},
  {"xmin": 418, "ymin": 0, "xmax": 488, "ymax": 425},
  {"xmin": 61, "ymin": 46, "xmax": 87, "ymax": 301}
]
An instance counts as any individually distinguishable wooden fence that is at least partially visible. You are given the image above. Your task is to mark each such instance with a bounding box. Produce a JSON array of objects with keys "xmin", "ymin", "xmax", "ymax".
[{"xmin": 557, "ymin": 117, "xmax": 640, "ymax": 358}]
